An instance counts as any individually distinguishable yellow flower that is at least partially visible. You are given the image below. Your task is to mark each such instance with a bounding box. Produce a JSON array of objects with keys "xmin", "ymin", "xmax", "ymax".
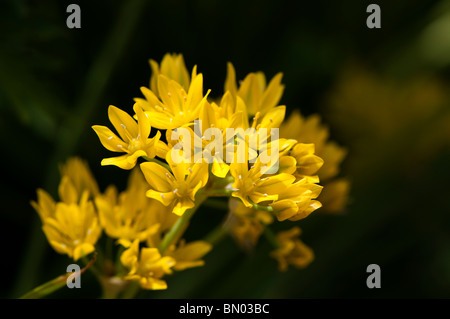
[
  {"xmin": 229, "ymin": 199, "xmax": 274, "ymax": 250},
  {"xmin": 234, "ymin": 105, "xmax": 288, "ymax": 166},
  {"xmin": 225, "ymin": 62, "xmax": 285, "ymax": 116},
  {"xmin": 31, "ymin": 157, "xmax": 103, "ymax": 261},
  {"xmin": 271, "ymin": 177, "xmax": 323, "ymax": 221},
  {"xmin": 32, "ymin": 157, "xmax": 100, "ymax": 221},
  {"xmin": 229, "ymin": 156, "xmax": 295, "ymax": 208},
  {"xmin": 280, "ymin": 110, "xmax": 349, "ymax": 213},
  {"xmin": 135, "ymin": 69, "xmax": 210, "ymax": 130},
  {"xmin": 94, "ymin": 169, "xmax": 163, "ymax": 247},
  {"xmin": 140, "ymin": 150, "xmax": 209, "ymax": 216},
  {"xmin": 270, "ymin": 227, "xmax": 314, "ymax": 271},
  {"xmin": 59, "ymin": 157, "xmax": 100, "ymax": 198},
  {"xmin": 165, "ymin": 240, "xmax": 212, "ymax": 271},
  {"xmin": 31, "ymin": 188, "xmax": 56, "ymax": 221},
  {"xmin": 196, "ymin": 92, "xmax": 247, "ymax": 178},
  {"xmin": 92, "ymin": 104, "xmax": 161, "ymax": 170},
  {"xmin": 121, "ymin": 239, "xmax": 175, "ymax": 290},
  {"xmin": 290, "ymin": 143, "xmax": 324, "ymax": 179},
  {"xmin": 149, "ymin": 53, "xmax": 190, "ymax": 94},
  {"xmin": 316, "ymin": 178, "xmax": 350, "ymax": 213},
  {"xmin": 40, "ymin": 191, "xmax": 102, "ymax": 261}
]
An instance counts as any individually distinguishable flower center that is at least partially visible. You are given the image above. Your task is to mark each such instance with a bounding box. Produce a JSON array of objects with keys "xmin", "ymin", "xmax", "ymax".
[
  {"xmin": 173, "ymin": 182, "xmax": 189, "ymax": 198},
  {"xmin": 128, "ymin": 138, "xmax": 142, "ymax": 152}
]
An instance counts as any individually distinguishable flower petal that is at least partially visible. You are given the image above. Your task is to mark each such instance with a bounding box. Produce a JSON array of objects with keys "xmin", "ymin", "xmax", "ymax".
[
  {"xmin": 101, "ymin": 154, "xmax": 136, "ymax": 170},
  {"xmin": 260, "ymin": 72, "xmax": 284, "ymax": 114},
  {"xmin": 134, "ymin": 103, "xmax": 151, "ymax": 140},
  {"xmin": 224, "ymin": 62, "xmax": 237, "ymax": 97},
  {"xmin": 172, "ymin": 197, "xmax": 195, "ymax": 216},
  {"xmin": 108, "ymin": 105, "xmax": 138, "ymax": 143},
  {"xmin": 140, "ymin": 162, "xmax": 173, "ymax": 192},
  {"xmin": 92, "ymin": 125, "xmax": 127, "ymax": 152}
]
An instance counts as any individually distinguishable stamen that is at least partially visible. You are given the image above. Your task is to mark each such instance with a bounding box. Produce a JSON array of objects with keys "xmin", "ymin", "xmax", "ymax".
[
  {"xmin": 173, "ymin": 189, "xmax": 178, "ymax": 194},
  {"xmin": 251, "ymin": 112, "xmax": 261, "ymax": 129},
  {"xmin": 188, "ymin": 167, "xmax": 193, "ymax": 173},
  {"xmin": 160, "ymin": 193, "xmax": 166, "ymax": 199}
]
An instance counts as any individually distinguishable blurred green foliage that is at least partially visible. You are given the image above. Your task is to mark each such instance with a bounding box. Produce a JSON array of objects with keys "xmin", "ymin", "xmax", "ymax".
[{"xmin": 1, "ymin": 0, "xmax": 449, "ymax": 298}]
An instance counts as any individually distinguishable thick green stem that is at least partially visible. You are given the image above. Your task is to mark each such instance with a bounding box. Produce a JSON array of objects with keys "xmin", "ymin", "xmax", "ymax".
[{"xmin": 158, "ymin": 194, "xmax": 207, "ymax": 254}]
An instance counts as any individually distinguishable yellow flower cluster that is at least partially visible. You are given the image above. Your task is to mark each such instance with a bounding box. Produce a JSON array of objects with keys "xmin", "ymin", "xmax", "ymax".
[
  {"xmin": 32, "ymin": 158, "xmax": 102, "ymax": 261},
  {"xmin": 280, "ymin": 112, "xmax": 350, "ymax": 213},
  {"xmin": 32, "ymin": 158, "xmax": 211, "ymax": 291},
  {"xmin": 32, "ymin": 53, "xmax": 349, "ymax": 294}
]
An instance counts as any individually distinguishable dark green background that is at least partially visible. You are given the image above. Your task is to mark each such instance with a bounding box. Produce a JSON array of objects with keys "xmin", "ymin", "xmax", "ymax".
[{"xmin": 1, "ymin": 0, "xmax": 449, "ymax": 298}]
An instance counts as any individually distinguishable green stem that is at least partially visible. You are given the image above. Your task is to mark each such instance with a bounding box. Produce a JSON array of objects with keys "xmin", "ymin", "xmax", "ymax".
[
  {"xmin": 105, "ymin": 236, "xmax": 113, "ymax": 261},
  {"xmin": 206, "ymin": 188, "xmax": 234, "ymax": 197},
  {"xmin": 81, "ymin": 255, "xmax": 102, "ymax": 279},
  {"xmin": 158, "ymin": 194, "xmax": 207, "ymax": 254},
  {"xmin": 114, "ymin": 245, "xmax": 127, "ymax": 278},
  {"xmin": 264, "ymin": 227, "xmax": 280, "ymax": 249},
  {"xmin": 142, "ymin": 156, "xmax": 171, "ymax": 171},
  {"xmin": 263, "ymin": 227, "xmax": 280, "ymax": 249},
  {"xmin": 204, "ymin": 225, "xmax": 229, "ymax": 245},
  {"xmin": 120, "ymin": 280, "xmax": 141, "ymax": 299},
  {"xmin": 252, "ymin": 203, "xmax": 274, "ymax": 213},
  {"xmin": 99, "ymin": 276, "xmax": 129, "ymax": 299}
]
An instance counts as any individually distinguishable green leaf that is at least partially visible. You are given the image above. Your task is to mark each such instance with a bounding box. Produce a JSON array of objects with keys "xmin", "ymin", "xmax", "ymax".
[{"xmin": 19, "ymin": 274, "xmax": 67, "ymax": 299}]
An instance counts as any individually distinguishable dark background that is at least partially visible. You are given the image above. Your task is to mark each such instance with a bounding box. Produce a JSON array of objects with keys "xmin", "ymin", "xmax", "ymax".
[{"xmin": 1, "ymin": 0, "xmax": 449, "ymax": 298}]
